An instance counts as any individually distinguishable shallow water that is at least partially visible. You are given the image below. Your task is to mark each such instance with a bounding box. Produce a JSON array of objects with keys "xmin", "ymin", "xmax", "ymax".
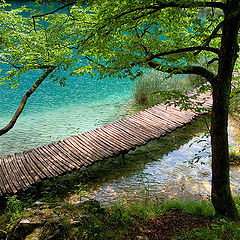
[{"xmin": 0, "ymin": 70, "xmax": 134, "ymax": 156}]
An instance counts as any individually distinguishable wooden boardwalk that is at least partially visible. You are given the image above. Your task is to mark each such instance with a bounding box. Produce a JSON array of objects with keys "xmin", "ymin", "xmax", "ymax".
[{"xmin": 0, "ymin": 92, "xmax": 212, "ymax": 196}]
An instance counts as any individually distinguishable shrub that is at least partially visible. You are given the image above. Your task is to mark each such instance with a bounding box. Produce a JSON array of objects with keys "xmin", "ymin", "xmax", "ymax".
[
  {"xmin": 6, "ymin": 195, "xmax": 23, "ymax": 219},
  {"xmin": 133, "ymin": 70, "xmax": 202, "ymax": 107}
]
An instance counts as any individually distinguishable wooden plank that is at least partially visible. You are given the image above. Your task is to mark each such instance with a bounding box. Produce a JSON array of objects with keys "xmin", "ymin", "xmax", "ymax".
[
  {"xmin": 123, "ymin": 118, "xmax": 160, "ymax": 138},
  {"xmin": 170, "ymin": 106, "xmax": 196, "ymax": 118},
  {"xmin": 44, "ymin": 144, "xmax": 75, "ymax": 170},
  {"xmin": 152, "ymin": 105, "xmax": 188, "ymax": 126},
  {"xmin": 155, "ymin": 105, "xmax": 189, "ymax": 124},
  {"xmin": 163, "ymin": 106, "xmax": 193, "ymax": 122},
  {"xmin": 51, "ymin": 142, "xmax": 84, "ymax": 169},
  {"xmin": 68, "ymin": 137, "xmax": 101, "ymax": 161},
  {"xmin": 101, "ymin": 124, "xmax": 136, "ymax": 147},
  {"xmin": 130, "ymin": 114, "xmax": 166, "ymax": 135},
  {"xmin": 33, "ymin": 147, "xmax": 63, "ymax": 176},
  {"xmin": 40, "ymin": 146, "xmax": 67, "ymax": 173},
  {"xmin": 10, "ymin": 155, "xmax": 29, "ymax": 191},
  {"xmin": 86, "ymin": 129, "xmax": 121, "ymax": 155},
  {"xmin": 118, "ymin": 119, "xmax": 153, "ymax": 141},
  {"xmin": 6, "ymin": 156, "xmax": 24, "ymax": 191},
  {"xmin": 145, "ymin": 109, "xmax": 178, "ymax": 130},
  {"xmin": 15, "ymin": 153, "xmax": 35, "ymax": 185},
  {"xmin": 128, "ymin": 117, "xmax": 164, "ymax": 137},
  {"xmin": 0, "ymin": 160, "xmax": 8, "ymax": 194},
  {"xmin": 72, "ymin": 135, "xmax": 105, "ymax": 159},
  {"xmin": 99, "ymin": 126, "xmax": 133, "ymax": 148},
  {"xmin": 0, "ymin": 91, "xmax": 212, "ymax": 197},
  {"xmin": 109, "ymin": 121, "xmax": 147, "ymax": 144},
  {"xmin": 138, "ymin": 111, "xmax": 172, "ymax": 132},
  {"xmin": 74, "ymin": 135, "xmax": 108, "ymax": 159},
  {"xmin": 27, "ymin": 150, "xmax": 53, "ymax": 178},
  {"xmin": 1, "ymin": 157, "xmax": 17, "ymax": 193},
  {"xmin": 86, "ymin": 129, "xmax": 121, "ymax": 152},
  {"xmin": 63, "ymin": 138, "xmax": 94, "ymax": 164},
  {"xmin": 61, "ymin": 140, "xmax": 92, "ymax": 166},
  {"xmin": 23, "ymin": 152, "xmax": 44, "ymax": 181},
  {"xmin": 153, "ymin": 105, "xmax": 186, "ymax": 124},
  {"xmin": 93, "ymin": 128, "xmax": 126, "ymax": 152},
  {"xmin": 0, "ymin": 163, "xmax": 5, "ymax": 194},
  {"xmin": 100, "ymin": 126, "xmax": 136, "ymax": 151},
  {"xmin": 153, "ymin": 105, "xmax": 185, "ymax": 125},
  {"xmin": 81, "ymin": 132, "xmax": 113, "ymax": 157}
]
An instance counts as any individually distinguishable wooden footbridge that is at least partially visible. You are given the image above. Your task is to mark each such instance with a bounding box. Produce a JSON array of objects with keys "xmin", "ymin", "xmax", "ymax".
[{"xmin": 0, "ymin": 92, "xmax": 212, "ymax": 196}]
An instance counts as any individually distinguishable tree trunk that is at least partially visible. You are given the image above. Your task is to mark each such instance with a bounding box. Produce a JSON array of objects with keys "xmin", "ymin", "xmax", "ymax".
[{"xmin": 211, "ymin": 0, "xmax": 240, "ymax": 219}]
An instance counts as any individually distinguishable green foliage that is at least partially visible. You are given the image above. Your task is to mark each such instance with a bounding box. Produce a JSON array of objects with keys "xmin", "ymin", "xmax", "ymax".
[
  {"xmin": 230, "ymin": 75, "xmax": 240, "ymax": 119},
  {"xmin": 0, "ymin": 2, "xmax": 76, "ymax": 87},
  {"xmin": 74, "ymin": 183, "xmax": 91, "ymax": 202},
  {"xmin": 161, "ymin": 199, "xmax": 215, "ymax": 217},
  {"xmin": 74, "ymin": 199, "xmax": 215, "ymax": 239},
  {"xmin": 0, "ymin": 1, "xmax": 223, "ymax": 118},
  {"xmin": 108, "ymin": 203, "xmax": 135, "ymax": 226},
  {"xmin": 5, "ymin": 197, "xmax": 238, "ymax": 240},
  {"xmin": 6, "ymin": 195, "xmax": 23, "ymax": 219},
  {"xmin": 188, "ymin": 130, "xmax": 211, "ymax": 166},
  {"xmin": 66, "ymin": 0, "xmax": 223, "ymax": 82},
  {"xmin": 179, "ymin": 219, "xmax": 240, "ymax": 240}
]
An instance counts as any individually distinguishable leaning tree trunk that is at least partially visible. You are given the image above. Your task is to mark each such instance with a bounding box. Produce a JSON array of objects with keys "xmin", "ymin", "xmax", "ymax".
[
  {"xmin": 0, "ymin": 66, "xmax": 56, "ymax": 136},
  {"xmin": 211, "ymin": 0, "xmax": 240, "ymax": 219}
]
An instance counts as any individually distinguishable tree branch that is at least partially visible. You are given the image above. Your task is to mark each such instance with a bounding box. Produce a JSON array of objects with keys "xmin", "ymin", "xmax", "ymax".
[
  {"xmin": 194, "ymin": 21, "xmax": 224, "ymax": 56},
  {"xmin": 207, "ymin": 57, "xmax": 219, "ymax": 66},
  {"xmin": 79, "ymin": 2, "xmax": 225, "ymax": 48},
  {"xmin": 0, "ymin": 66, "xmax": 56, "ymax": 136},
  {"xmin": 32, "ymin": 0, "xmax": 77, "ymax": 30},
  {"xmin": 111, "ymin": 1, "xmax": 226, "ymax": 21},
  {"xmin": 148, "ymin": 46, "xmax": 220, "ymax": 60},
  {"xmin": 148, "ymin": 61, "xmax": 216, "ymax": 83}
]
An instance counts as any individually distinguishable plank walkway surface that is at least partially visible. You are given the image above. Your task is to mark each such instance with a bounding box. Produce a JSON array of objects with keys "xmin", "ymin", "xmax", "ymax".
[{"xmin": 0, "ymin": 92, "xmax": 212, "ymax": 196}]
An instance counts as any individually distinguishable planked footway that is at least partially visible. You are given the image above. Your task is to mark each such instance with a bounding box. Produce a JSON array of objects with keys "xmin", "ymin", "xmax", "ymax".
[{"xmin": 0, "ymin": 92, "xmax": 212, "ymax": 196}]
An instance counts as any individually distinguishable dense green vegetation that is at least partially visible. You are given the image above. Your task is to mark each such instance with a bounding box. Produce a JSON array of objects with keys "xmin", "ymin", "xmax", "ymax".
[{"xmin": 1, "ymin": 195, "xmax": 240, "ymax": 240}]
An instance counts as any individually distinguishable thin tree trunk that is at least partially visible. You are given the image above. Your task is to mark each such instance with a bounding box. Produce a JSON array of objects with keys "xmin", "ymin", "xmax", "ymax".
[
  {"xmin": 0, "ymin": 66, "xmax": 56, "ymax": 136},
  {"xmin": 211, "ymin": 0, "xmax": 240, "ymax": 219}
]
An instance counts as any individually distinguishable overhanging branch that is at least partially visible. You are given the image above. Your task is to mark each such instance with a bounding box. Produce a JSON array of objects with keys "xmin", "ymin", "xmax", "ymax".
[
  {"xmin": 32, "ymin": 1, "xmax": 77, "ymax": 30},
  {"xmin": 148, "ymin": 61, "xmax": 216, "ymax": 83},
  {"xmin": 148, "ymin": 46, "xmax": 220, "ymax": 60},
  {"xmin": 111, "ymin": 1, "xmax": 226, "ymax": 21},
  {"xmin": 0, "ymin": 66, "xmax": 56, "ymax": 136},
  {"xmin": 194, "ymin": 21, "xmax": 224, "ymax": 56}
]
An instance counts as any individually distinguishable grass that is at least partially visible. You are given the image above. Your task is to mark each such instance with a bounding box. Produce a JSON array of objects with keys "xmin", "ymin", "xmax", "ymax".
[
  {"xmin": 178, "ymin": 218, "xmax": 240, "ymax": 240},
  {"xmin": 133, "ymin": 70, "xmax": 202, "ymax": 107},
  {"xmin": 3, "ymin": 196, "xmax": 240, "ymax": 239}
]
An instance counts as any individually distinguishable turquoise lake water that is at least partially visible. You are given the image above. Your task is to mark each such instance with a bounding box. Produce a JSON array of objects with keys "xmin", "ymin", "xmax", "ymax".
[{"xmin": 0, "ymin": 68, "xmax": 134, "ymax": 157}]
